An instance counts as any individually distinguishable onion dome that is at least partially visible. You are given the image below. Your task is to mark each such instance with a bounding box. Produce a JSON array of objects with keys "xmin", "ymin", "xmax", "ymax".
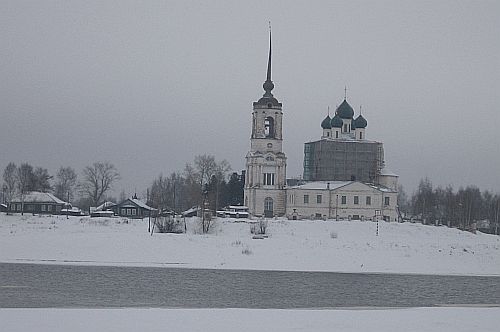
[
  {"xmin": 331, "ymin": 114, "xmax": 343, "ymax": 128},
  {"xmin": 337, "ymin": 99, "xmax": 354, "ymax": 119},
  {"xmin": 321, "ymin": 115, "xmax": 332, "ymax": 129},
  {"xmin": 354, "ymin": 114, "xmax": 367, "ymax": 128}
]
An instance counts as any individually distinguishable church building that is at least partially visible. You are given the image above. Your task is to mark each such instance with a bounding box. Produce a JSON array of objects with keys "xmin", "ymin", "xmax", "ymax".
[
  {"xmin": 244, "ymin": 31, "xmax": 399, "ymax": 222},
  {"xmin": 244, "ymin": 30, "xmax": 287, "ymax": 217}
]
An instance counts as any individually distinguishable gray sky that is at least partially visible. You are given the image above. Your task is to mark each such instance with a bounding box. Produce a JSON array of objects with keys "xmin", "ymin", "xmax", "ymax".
[{"xmin": 1, "ymin": 0, "xmax": 499, "ymax": 197}]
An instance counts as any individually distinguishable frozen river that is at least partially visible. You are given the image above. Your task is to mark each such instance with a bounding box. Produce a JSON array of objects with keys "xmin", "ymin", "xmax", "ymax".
[{"xmin": 1, "ymin": 263, "xmax": 499, "ymax": 308}]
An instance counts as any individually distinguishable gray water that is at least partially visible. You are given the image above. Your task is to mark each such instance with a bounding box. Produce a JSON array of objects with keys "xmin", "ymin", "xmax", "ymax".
[{"xmin": 1, "ymin": 263, "xmax": 499, "ymax": 308}]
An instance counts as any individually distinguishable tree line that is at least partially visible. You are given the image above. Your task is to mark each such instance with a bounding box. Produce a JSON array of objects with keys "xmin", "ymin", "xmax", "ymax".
[
  {"xmin": 147, "ymin": 154, "xmax": 244, "ymax": 213},
  {"xmin": 1, "ymin": 155, "xmax": 245, "ymax": 215},
  {"xmin": 399, "ymin": 178, "xmax": 500, "ymax": 233},
  {"xmin": 2, "ymin": 161, "xmax": 120, "ymax": 213}
]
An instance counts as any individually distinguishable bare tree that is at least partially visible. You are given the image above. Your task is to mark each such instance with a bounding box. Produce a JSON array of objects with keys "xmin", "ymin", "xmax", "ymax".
[
  {"xmin": 2, "ymin": 162, "xmax": 17, "ymax": 209},
  {"xmin": 194, "ymin": 154, "xmax": 217, "ymax": 187},
  {"xmin": 16, "ymin": 163, "xmax": 33, "ymax": 215},
  {"xmin": 30, "ymin": 167, "xmax": 52, "ymax": 192},
  {"xmin": 55, "ymin": 166, "xmax": 77, "ymax": 201},
  {"xmin": 80, "ymin": 162, "xmax": 120, "ymax": 206},
  {"xmin": 212, "ymin": 159, "xmax": 231, "ymax": 211}
]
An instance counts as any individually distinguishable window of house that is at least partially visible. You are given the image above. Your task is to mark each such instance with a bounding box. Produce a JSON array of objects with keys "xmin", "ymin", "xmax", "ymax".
[
  {"xmin": 384, "ymin": 197, "xmax": 390, "ymax": 206},
  {"xmin": 132, "ymin": 209, "xmax": 137, "ymax": 215},
  {"xmin": 47, "ymin": 205, "xmax": 52, "ymax": 212},
  {"xmin": 263, "ymin": 173, "xmax": 275, "ymax": 185},
  {"xmin": 316, "ymin": 195, "xmax": 322, "ymax": 204},
  {"xmin": 366, "ymin": 196, "xmax": 371, "ymax": 205},
  {"xmin": 341, "ymin": 196, "xmax": 347, "ymax": 204},
  {"xmin": 41, "ymin": 205, "xmax": 46, "ymax": 212},
  {"xmin": 121, "ymin": 208, "xmax": 126, "ymax": 215},
  {"xmin": 304, "ymin": 195, "xmax": 309, "ymax": 204},
  {"xmin": 354, "ymin": 196, "xmax": 359, "ymax": 205}
]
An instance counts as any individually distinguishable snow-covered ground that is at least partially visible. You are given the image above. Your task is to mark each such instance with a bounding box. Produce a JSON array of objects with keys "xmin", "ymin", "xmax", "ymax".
[
  {"xmin": 1, "ymin": 214, "xmax": 499, "ymax": 275},
  {"xmin": 1, "ymin": 307, "xmax": 499, "ymax": 332}
]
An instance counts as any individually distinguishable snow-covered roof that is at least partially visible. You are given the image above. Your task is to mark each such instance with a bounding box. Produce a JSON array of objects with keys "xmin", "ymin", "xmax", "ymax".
[
  {"xmin": 289, "ymin": 181, "xmax": 397, "ymax": 193},
  {"xmin": 367, "ymin": 184, "xmax": 397, "ymax": 193},
  {"xmin": 12, "ymin": 191, "xmax": 67, "ymax": 204},
  {"xmin": 289, "ymin": 181, "xmax": 351, "ymax": 190},
  {"xmin": 95, "ymin": 201, "xmax": 117, "ymax": 211},
  {"xmin": 379, "ymin": 167, "xmax": 398, "ymax": 177},
  {"xmin": 129, "ymin": 198, "xmax": 157, "ymax": 211}
]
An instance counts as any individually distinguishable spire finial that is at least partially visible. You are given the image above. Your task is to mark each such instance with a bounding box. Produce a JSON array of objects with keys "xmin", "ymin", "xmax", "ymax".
[
  {"xmin": 359, "ymin": 105, "xmax": 362, "ymax": 115},
  {"xmin": 344, "ymin": 86, "xmax": 347, "ymax": 100},
  {"xmin": 267, "ymin": 22, "xmax": 272, "ymax": 82},
  {"xmin": 327, "ymin": 106, "xmax": 330, "ymax": 116},
  {"xmin": 262, "ymin": 23, "xmax": 275, "ymax": 96}
]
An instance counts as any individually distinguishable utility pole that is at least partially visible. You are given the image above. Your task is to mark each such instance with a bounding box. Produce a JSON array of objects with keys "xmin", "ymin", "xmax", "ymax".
[{"xmin": 66, "ymin": 191, "xmax": 69, "ymax": 219}]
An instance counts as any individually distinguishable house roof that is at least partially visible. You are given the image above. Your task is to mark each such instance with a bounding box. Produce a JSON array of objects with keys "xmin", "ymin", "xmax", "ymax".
[
  {"xmin": 95, "ymin": 201, "xmax": 117, "ymax": 211},
  {"xmin": 289, "ymin": 181, "xmax": 397, "ymax": 193},
  {"xmin": 288, "ymin": 181, "xmax": 351, "ymax": 190},
  {"xmin": 117, "ymin": 198, "xmax": 157, "ymax": 211},
  {"xmin": 12, "ymin": 191, "xmax": 68, "ymax": 204}
]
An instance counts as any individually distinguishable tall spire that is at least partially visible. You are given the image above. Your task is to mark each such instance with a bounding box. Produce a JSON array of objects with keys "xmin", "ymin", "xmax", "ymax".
[
  {"xmin": 266, "ymin": 22, "xmax": 272, "ymax": 82},
  {"xmin": 262, "ymin": 22, "xmax": 274, "ymax": 97}
]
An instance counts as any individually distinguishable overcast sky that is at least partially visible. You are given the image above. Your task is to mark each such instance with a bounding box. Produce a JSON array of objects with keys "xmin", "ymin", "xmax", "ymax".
[{"xmin": 1, "ymin": 0, "xmax": 499, "ymax": 198}]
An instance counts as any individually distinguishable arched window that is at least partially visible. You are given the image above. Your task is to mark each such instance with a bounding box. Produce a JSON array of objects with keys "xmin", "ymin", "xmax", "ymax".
[{"xmin": 264, "ymin": 117, "xmax": 275, "ymax": 138}]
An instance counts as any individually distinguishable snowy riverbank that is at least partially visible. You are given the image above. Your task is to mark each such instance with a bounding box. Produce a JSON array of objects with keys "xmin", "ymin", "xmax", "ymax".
[
  {"xmin": 1, "ymin": 307, "xmax": 499, "ymax": 332},
  {"xmin": 0, "ymin": 214, "xmax": 499, "ymax": 275}
]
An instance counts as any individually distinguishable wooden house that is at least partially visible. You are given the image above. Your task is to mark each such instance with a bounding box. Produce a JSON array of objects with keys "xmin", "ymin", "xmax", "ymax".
[{"xmin": 8, "ymin": 191, "xmax": 69, "ymax": 215}]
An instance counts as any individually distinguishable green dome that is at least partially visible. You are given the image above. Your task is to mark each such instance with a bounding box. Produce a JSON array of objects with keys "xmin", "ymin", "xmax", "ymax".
[
  {"xmin": 354, "ymin": 115, "xmax": 367, "ymax": 128},
  {"xmin": 331, "ymin": 114, "xmax": 343, "ymax": 128},
  {"xmin": 321, "ymin": 115, "xmax": 332, "ymax": 129},
  {"xmin": 337, "ymin": 99, "xmax": 354, "ymax": 119}
]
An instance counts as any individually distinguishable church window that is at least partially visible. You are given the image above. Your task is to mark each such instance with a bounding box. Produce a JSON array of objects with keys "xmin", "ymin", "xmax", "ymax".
[
  {"xmin": 304, "ymin": 195, "xmax": 309, "ymax": 204},
  {"xmin": 341, "ymin": 196, "xmax": 347, "ymax": 205},
  {"xmin": 343, "ymin": 124, "xmax": 347, "ymax": 132},
  {"xmin": 327, "ymin": 132, "xmax": 330, "ymax": 137},
  {"xmin": 366, "ymin": 196, "xmax": 371, "ymax": 205},
  {"xmin": 265, "ymin": 155, "xmax": 274, "ymax": 161},
  {"xmin": 336, "ymin": 131, "xmax": 339, "ymax": 138},
  {"xmin": 316, "ymin": 195, "xmax": 322, "ymax": 204},
  {"xmin": 264, "ymin": 197, "xmax": 274, "ymax": 214},
  {"xmin": 267, "ymin": 143, "xmax": 273, "ymax": 148},
  {"xmin": 359, "ymin": 132, "xmax": 363, "ymax": 139},
  {"xmin": 354, "ymin": 196, "xmax": 359, "ymax": 205},
  {"xmin": 263, "ymin": 173, "xmax": 275, "ymax": 185},
  {"xmin": 384, "ymin": 197, "xmax": 390, "ymax": 206},
  {"xmin": 264, "ymin": 117, "xmax": 275, "ymax": 138}
]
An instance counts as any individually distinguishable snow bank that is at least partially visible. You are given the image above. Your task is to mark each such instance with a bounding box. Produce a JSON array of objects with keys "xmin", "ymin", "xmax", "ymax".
[
  {"xmin": 1, "ymin": 307, "xmax": 499, "ymax": 332},
  {"xmin": 1, "ymin": 214, "xmax": 499, "ymax": 275}
]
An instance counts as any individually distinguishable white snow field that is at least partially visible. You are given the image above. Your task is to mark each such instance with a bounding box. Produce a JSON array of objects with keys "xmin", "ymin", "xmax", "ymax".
[
  {"xmin": 1, "ymin": 307, "xmax": 499, "ymax": 332},
  {"xmin": 1, "ymin": 214, "xmax": 499, "ymax": 275}
]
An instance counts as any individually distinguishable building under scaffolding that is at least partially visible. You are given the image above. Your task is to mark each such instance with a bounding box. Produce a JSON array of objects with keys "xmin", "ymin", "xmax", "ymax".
[{"xmin": 303, "ymin": 139, "xmax": 384, "ymax": 183}]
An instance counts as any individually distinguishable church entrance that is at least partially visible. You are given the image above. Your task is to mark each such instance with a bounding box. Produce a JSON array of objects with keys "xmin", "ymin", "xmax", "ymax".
[{"xmin": 264, "ymin": 197, "xmax": 273, "ymax": 218}]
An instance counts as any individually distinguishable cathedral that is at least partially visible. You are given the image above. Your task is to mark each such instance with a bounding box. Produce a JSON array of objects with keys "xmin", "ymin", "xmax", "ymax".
[{"xmin": 244, "ymin": 32, "xmax": 399, "ymax": 222}]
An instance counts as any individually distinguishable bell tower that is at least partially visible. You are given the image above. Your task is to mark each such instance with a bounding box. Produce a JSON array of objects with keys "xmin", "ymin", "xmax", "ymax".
[{"xmin": 244, "ymin": 26, "xmax": 287, "ymax": 217}]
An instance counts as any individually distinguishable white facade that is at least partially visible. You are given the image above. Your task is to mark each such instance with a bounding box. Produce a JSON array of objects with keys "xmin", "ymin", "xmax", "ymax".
[
  {"xmin": 286, "ymin": 181, "xmax": 398, "ymax": 222},
  {"xmin": 244, "ymin": 33, "xmax": 287, "ymax": 217}
]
